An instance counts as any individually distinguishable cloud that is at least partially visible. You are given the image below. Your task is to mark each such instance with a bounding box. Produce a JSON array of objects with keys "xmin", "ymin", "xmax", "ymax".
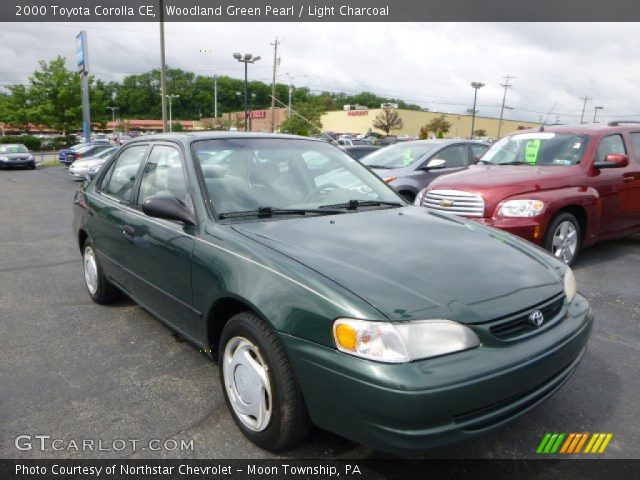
[{"xmin": 0, "ymin": 22, "xmax": 638, "ymax": 123}]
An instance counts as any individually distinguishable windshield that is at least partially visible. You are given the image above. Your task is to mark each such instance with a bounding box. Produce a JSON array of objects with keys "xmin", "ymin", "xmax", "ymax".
[
  {"xmin": 482, "ymin": 133, "xmax": 590, "ymax": 166},
  {"xmin": 0, "ymin": 144, "xmax": 29, "ymax": 154},
  {"xmin": 193, "ymin": 138, "xmax": 402, "ymax": 216},
  {"xmin": 361, "ymin": 142, "xmax": 438, "ymax": 169}
]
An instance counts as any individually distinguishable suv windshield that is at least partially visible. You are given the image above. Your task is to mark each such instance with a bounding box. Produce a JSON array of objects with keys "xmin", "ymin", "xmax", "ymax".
[
  {"xmin": 193, "ymin": 138, "xmax": 402, "ymax": 217},
  {"xmin": 0, "ymin": 144, "xmax": 29, "ymax": 154},
  {"xmin": 482, "ymin": 132, "xmax": 590, "ymax": 166},
  {"xmin": 361, "ymin": 142, "xmax": 438, "ymax": 169}
]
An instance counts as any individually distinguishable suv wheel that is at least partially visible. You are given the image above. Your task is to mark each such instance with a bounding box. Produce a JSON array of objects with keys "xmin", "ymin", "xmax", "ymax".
[
  {"xmin": 545, "ymin": 212, "xmax": 581, "ymax": 265},
  {"xmin": 219, "ymin": 311, "xmax": 311, "ymax": 451}
]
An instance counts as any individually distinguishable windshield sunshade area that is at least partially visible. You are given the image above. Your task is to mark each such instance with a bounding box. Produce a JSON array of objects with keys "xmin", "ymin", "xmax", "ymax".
[
  {"xmin": 192, "ymin": 138, "xmax": 402, "ymax": 218},
  {"xmin": 361, "ymin": 142, "xmax": 438, "ymax": 169},
  {"xmin": 482, "ymin": 133, "xmax": 590, "ymax": 166}
]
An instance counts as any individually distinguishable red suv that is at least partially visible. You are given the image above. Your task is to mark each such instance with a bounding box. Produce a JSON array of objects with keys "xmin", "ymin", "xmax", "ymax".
[{"xmin": 416, "ymin": 122, "xmax": 640, "ymax": 264}]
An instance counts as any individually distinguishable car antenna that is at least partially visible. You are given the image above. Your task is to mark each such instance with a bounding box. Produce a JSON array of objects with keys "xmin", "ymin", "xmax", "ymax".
[{"xmin": 539, "ymin": 102, "xmax": 557, "ymax": 132}]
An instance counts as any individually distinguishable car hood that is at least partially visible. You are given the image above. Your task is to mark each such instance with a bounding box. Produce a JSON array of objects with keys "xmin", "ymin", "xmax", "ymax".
[
  {"xmin": 232, "ymin": 207, "xmax": 564, "ymax": 322},
  {"xmin": 1, "ymin": 153, "xmax": 32, "ymax": 159},
  {"xmin": 428, "ymin": 165, "xmax": 583, "ymax": 215},
  {"xmin": 71, "ymin": 158, "xmax": 105, "ymax": 167}
]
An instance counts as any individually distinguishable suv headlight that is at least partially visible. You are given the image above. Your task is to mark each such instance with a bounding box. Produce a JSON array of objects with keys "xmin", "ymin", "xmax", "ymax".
[
  {"xmin": 564, "ymin": 267, "xmax": 576, "ymax": 303},
  {"xmin": 333, "ymin": 318, "xmax": 480, "ymax": 363},
  {"xmin": 498, "ymin": 199, "xmax": 545, "ymax": 217}
]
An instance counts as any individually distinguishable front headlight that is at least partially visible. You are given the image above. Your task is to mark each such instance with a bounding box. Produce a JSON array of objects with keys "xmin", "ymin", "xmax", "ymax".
[
  {"xmin": 498, "ymin": 199, "xmax": 545, "ymax": 217},
  {"xmin": 0, "ymin": 156, "xmax": 8, "ymax": 161},
  {"xmin": 333, "ymin": 318, "xmax": 480, "ymax": 363},
  {"xmin": 564, "ymin": 267, "xmax": 576, "ymax": 303}
]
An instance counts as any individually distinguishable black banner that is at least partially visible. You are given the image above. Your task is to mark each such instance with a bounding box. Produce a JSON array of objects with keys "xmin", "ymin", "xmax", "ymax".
[
  {"xmin": 2, "ymin": 460, "xmax": 640, "ymax": 480},
  {"xmin": 3, "ymin": 0, "xmax": 640, "ymax": 22}
]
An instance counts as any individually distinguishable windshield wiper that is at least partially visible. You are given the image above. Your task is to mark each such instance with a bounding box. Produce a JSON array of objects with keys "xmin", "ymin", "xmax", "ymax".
[
  {"xmin": 319, "ymin": 199, "xmax": 404, "ymax": 210},
  {"xmin": 364, "ymin": 164, "xmax": 388, "ymax": 169},
  {"xmin": 498, "ymin": 161, "xmax": 533, "ymax": 166},
  {"xmin": 218, "ymin": 206, "xmax": 345, "ymax": 219}
]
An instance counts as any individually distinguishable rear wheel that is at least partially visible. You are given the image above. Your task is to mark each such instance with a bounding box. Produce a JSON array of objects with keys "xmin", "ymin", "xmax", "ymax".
[
  {"xmin": 219, "ymin": 311, "xmax": 311, "ymax": 451},
  {"xmin": 82, "ymin": 239, "xmax": 119, "ymax": 304},
  {"xmin": 544, "ymin": 212, "xmax": 581, "ymax": 265}
]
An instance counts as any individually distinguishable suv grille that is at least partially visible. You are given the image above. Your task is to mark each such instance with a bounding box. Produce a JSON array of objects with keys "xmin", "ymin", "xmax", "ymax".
[{"xmin": 422, "ymin": 190, "xmax": 485, "ymax": 217}]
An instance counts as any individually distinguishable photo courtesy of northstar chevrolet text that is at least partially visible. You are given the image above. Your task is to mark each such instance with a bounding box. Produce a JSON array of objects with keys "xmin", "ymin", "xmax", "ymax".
[{"xmin": 0, "ymin": 0, "xmax": 638, "ymax": 478}]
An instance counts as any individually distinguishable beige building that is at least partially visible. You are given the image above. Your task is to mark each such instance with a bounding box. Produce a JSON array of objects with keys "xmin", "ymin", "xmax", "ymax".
[{"xmin": 321, "ymin": 108, "xmax": 540, "ymax": 139}]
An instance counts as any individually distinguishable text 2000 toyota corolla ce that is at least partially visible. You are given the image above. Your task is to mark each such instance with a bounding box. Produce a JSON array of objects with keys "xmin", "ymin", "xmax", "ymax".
[{"xmin": 73, "ymin": 132, "xmax": 593, "ymax": 454}]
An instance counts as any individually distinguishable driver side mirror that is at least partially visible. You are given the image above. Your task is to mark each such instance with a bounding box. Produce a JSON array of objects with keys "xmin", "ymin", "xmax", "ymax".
[
  {"xmin": 425, "ymin": 158, "xmax": 447, "ymax": 170},
  {"xmin": 473, "ymin": 154, "xmax": 483, "ymax": 164},
  {"xmin": 594, "ymin": 153, "xmax": 629, "ymax": 169},
  {"xmin": 142, "ymin": 194, "xmax": 197, "ymax": 226}
]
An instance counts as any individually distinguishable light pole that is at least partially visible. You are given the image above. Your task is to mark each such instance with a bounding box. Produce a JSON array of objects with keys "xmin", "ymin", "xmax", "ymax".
[
  {"xmin": 233, "ymin": 52, "xmax": 261, "ymax": 132},
  {"xmin": 166, "ymin": 94, "xmax": 179, "ymax": 132},
  {"xmin": 593, "ymin": 106, "xmax": 604, "ymax": 123},
  {"xmin": 470, "ymin": 82, "xmax": 485, "ymax": 139},
  {"xmin": 107, "ymin": 106, "xmax": 118, "ymax": 132}
]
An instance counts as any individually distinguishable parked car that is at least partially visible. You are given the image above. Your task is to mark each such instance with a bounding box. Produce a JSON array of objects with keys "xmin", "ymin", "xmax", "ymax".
[
  {"xmin": 417, "ymin": 123, "xmax": 640, "ymax": 264},
  {"xmin": 73, "ymin": 132, "xmax": 592, "ymax": 455},
  {"xmin": 59, "ymin": 141, "xmax": 110, "ymax": 165},
  {"xmin": 61, "ymin": 143, "xmax": 113, "ymax": 166},
  {"xmin": 0, "ymin": 144, "xmax": 36, "ymax": 170},
  {"xmin": 361, "ymin": 139, "xmax": 490, "ymax": 202},
  {"xmin": 342, "ymin": 144, "xmax": 380, "ymax": 160},
  {"xmin": 68, "ymin": 146, "xmax": 119, "ymax": 180}
]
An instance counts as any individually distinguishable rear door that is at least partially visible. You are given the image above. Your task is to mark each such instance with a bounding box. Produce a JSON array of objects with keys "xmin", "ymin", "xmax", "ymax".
[
  {"xmin": 123, "ymin": 143, "xmax": 198, "ymax": 337},
  {"xmin": 622, "ymin": 132, "xmax": 640, "ymax": 228}
]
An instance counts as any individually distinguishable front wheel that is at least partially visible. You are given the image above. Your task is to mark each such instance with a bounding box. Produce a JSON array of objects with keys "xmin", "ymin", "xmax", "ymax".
[
  {"xmin": 544, "ymin": 212, "xmax": 581, "ymax": 265},
  {"xmin": 219, "ymin": 312, "xmax": 311, "ymax": 451},
  {"xmin": 83, "ymin": 240, "xmax": 119, "ymax": 304}
]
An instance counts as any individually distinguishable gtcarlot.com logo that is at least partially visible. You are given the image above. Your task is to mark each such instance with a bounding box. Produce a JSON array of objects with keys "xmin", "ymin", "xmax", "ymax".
[
  {"xmin": 15, "ymin": 435, "xmax": 194, "ymax": 452},
  {"xmin": 536, "ymin": 432, "xmax": 613, "ymax": 454}
]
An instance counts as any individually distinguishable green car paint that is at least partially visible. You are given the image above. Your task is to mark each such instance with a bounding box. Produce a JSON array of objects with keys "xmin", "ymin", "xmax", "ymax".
[{"xmin": 73, "ymin": 133, "xmax": 593, "ymax": 455}]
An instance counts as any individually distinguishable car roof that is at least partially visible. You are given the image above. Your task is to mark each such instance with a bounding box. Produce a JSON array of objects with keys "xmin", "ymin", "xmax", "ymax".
[
  {"xmin": 385, "ymin": 139, "xmax": 486, "ymax": 147},
  {"xmin": 516, "ymin": 123, "xmax": 640, "ymax": 136},
  {"xmin": 124, "ymin": 131, "xmax": 323, "ymax": 146}
]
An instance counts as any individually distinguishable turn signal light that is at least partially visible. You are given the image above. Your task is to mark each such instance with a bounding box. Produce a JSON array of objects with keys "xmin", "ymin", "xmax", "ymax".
[
  {"xmin": 334, "ymin": 323, "xmax": 357, "ymax": 351},
  {"xmin": 383, "ymin": 176, "xmax": 397, "ymax": 183}
]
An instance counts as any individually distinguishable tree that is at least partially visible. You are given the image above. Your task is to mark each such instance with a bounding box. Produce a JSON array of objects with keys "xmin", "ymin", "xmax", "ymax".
[
  {"xmin": 474, "ymin": 129, "xmax": 487, "ymax": 137},
  {"xmin": 372, "ymin": 108, "xmax": 403, "ymax": 135},
  {"xmin": 0, "ymin": 85, "xmax": 36, "ymax": 132},
  {"xmin": 419, "ymin": 125, "xmax": 430, "ymax": 140},
  {"xmin": 27, "ymin": 56, "xmax": 83, "ymax": 134},
  {"xmin": 425, "ymin": 115, "xmax": 452, "ymax": 138},
  {"xmin": 171, "ymin": 122, "xmax": 184, "ymax": 132},
  {"xmin": 280, "ymin": 102, "xmax": 324, "ymax": 136}
]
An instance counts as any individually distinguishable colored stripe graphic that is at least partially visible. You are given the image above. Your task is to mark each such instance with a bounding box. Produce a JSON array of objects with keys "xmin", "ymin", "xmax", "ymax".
[{"xmin": 539, "ymin": 433, "xmax": 614, "ymax": 454}]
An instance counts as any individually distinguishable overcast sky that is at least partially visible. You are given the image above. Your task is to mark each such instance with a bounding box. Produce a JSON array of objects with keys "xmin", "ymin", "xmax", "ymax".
[{"xmin": 1, "ymin": 22, "xmax": 639, "ymax": 123}]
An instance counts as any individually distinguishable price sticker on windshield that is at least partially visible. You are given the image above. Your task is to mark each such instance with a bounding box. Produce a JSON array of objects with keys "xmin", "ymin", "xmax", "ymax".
[
  {"xmin": 525, "ymin": 139, "xmax": 541, "ymax": 165},
  {"xmin": 403, "ymin": 148, "xmax": 413, "ymax": 166}
]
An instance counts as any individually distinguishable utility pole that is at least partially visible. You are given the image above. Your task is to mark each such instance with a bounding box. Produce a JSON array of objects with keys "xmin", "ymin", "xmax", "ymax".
[
  {"xmin": 108, "ymin": 106, "xmax": 118, "ymax": 132},
  {"xmin": 214, "ymin": 75, "xmax": 218, "ymax": 119},
  {"xmin": 159, "ymin": 0, "xmax": 168, "ymax": 132},
  {"xmin": 286, "ymin": 73, "xmax": 294, "ymax": 115},
  {"xmin": 470, "ymin": 82, "xmax": 485, "ymax": 139},
  {"xmin": 497, "ymin": 75, "xmax": 515, "ymax": 139},
  {"xmin": 270, "ymin": 37, "xmax": 280, "ymax": 133},
  {"xmin": 579, "ymin": 96, "xmax": 590, "ymax": 124}
]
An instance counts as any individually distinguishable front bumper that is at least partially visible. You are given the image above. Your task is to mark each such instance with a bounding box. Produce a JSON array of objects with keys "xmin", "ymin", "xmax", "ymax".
[
  {"xmin": 0, "ymin": 159, "xmax": 35, "ymax": 168},
  {"xmin": 69, "ymin": 166, "xmax": 90, "ymax": 178},
  {"xmin": 471, "ymin": 216, "xmax": 548, "ymax": 245},
  {"xmin": 281, "ymin": 294, "xmax": 593, "ymax": 455}
]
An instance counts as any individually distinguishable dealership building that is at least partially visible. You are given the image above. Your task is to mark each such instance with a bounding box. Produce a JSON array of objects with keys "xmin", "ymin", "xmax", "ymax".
[{"xmin": 320, "ymin": 108, "xmax": 540, "ymax": 138}]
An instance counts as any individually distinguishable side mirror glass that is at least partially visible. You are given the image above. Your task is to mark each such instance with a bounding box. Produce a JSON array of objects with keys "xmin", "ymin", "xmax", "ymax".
[
  {"xmin": 594, "ymin": 153, "xmax": 629, "ymax": 169},
  {"xmin": 426, "ymin": 158, "xmax": 447, "ymax": 170},
  {"xmin": 142, "ymin": 194, "xmax": 197, "ymax": 226}
]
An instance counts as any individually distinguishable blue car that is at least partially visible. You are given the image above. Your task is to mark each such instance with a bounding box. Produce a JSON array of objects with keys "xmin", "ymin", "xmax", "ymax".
[{"xmin": 59, "ymin": 141, "xmax": 110, "ymax": 165}]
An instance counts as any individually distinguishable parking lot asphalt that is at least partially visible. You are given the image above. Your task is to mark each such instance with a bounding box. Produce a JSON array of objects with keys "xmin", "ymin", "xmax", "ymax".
[{"xmin": 1, "ymin": 165, "xmax": 638, "ymax": 459}]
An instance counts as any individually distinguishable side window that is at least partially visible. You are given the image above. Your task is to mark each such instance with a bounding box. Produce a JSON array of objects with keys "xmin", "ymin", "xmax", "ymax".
[
  {"xmin": 471, "ymin": 144, "xmax": 489, "ymax": 160},
  {"xmin": 433, "ymin": 145, "xmax": 468, "ymax": 168},
  {"xmin": 103, "ymin": 145, "xmax": 148, "ymax": 202},
  {"xmin": 137, "ymin": 145, "xmax": 190, "ymax": 205},
  {"xmin": 597, "ymin": 135, "xmax": 626, "ymax": 163},
  {"xmin": 630, "ymin": 133, "xmax": 640, "ymax": 163}
]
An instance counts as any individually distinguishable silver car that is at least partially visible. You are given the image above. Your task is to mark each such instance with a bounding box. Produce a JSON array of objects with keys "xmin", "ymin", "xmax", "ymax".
[{"xmin": 68, "ymin": 147, "xmax": 118, "ymax": 180}]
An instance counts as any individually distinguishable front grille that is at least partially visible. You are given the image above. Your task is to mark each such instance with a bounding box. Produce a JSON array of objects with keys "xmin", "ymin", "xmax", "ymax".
[
  {"xmin": 488, "ymin": 294, "xmax": 565, "ymax": 340},
  {"xmin": 422, "ymin": 189, "xmax": 485, "ymax": 217}
]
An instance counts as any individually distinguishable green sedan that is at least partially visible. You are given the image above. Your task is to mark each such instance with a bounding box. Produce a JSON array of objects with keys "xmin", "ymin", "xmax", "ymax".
[{"xmin": 73, "ymin": 132, "xmax": 593, "ymax": 455}]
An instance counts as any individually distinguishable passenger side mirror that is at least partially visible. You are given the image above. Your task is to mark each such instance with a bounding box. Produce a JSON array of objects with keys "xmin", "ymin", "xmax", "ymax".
[
  {"xmin": 142, "ymin": 194, "xmax": 197, "ymax": 226},
  {"xmin": 594, "ymin": 153, "xmax": 629, "ymax": 169},
  {"xmin": 473, "ymin": 154, "xmax": 483, "ymax": 164},
  {"xmin": 425, "ymin": 158, "xmax": 447, "ymax": 170}
]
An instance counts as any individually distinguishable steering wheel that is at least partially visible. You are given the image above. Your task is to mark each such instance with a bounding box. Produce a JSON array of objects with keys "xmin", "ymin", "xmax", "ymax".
[{"xmin": 304, "ymin": 182, "xmax": 341, "ymax": 202}]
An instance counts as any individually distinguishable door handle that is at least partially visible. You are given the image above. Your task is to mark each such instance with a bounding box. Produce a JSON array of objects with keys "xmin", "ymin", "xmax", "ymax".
[{"xmin": 122, "ymin": 225, "xmax": 135, "ymax": 237}]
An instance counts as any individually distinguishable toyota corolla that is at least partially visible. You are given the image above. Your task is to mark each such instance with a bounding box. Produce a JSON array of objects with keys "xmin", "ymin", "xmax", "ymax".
[{"xmin": 73, "ymin": 132, "xmax": 593, "ymax": 454}]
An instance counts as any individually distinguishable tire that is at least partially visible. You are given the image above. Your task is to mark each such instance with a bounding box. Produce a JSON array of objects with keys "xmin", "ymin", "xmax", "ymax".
[
  {"xmin": 218, "ymin": 311, "xmax": 312, "ymax": 451},
  {"xmin": 399, "ymin": 191, "xmax": 415, "ymax": 203},
  {"xmin": 29, "ymin": 163, "xmax": 36, "ymax": 170},
  {"xmin": 544, "ymin": 212, "xmax": 581, "ymax": 265},
  {"xmin": 82, "ymin": 239, "xmax": 119, "ymax": 304}
]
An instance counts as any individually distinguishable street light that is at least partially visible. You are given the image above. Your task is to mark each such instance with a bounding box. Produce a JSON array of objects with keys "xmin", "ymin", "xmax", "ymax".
[
  {"xmin": 233, "ymin": 52, "xmax": 261, "ymax": 131},
  {"xmin": 107, "ymin": 106, "xmax": 118, "ymax": 132},
  {"xmin": 166, "ymin": 94, "xmax": 180, "ymax": 132},
  {"xmin": 593, "ymin": 106, "xmax": 604, "ymax": 123},
  {"xmin": 470, "ymin": 82, "xmax": 485, "ymax": 139}
]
